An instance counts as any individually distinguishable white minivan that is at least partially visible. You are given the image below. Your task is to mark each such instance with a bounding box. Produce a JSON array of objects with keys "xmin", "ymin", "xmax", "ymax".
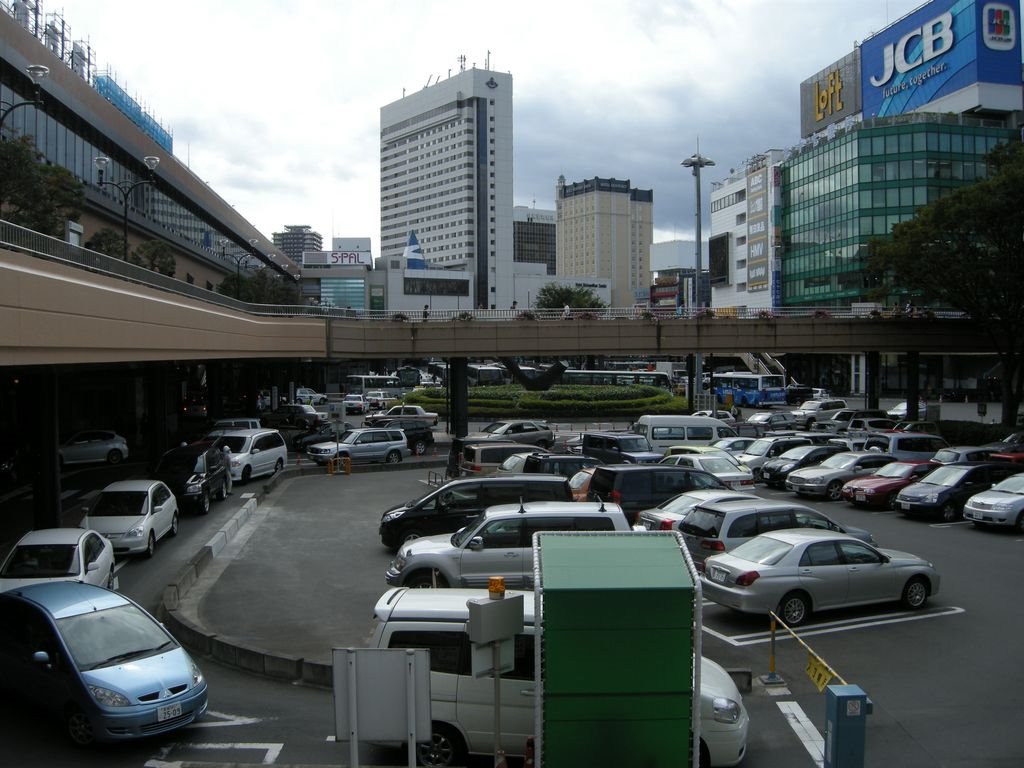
[
  {"xmin": 218, "ymin": 428, "xmax": 288, "ymax": 482},
  {"xmin": 633, "ymin": 414, "xmax": 738, "ymax": 453},
  {"xmin": 371, "ymin": 587, "xmax": 749, "ymax": 768}
]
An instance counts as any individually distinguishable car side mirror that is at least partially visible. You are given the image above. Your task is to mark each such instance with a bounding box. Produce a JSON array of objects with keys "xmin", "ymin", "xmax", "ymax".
[
  {"xmin": 468, "ymin": 536, "xmax": 484, "ymax": 551},
  {"xmin": 86, "ymin": 561, "xmax": 98, "ymax": 573}
]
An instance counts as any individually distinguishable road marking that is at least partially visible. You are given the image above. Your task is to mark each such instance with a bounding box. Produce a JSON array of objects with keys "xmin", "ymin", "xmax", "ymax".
[
  {"xmin": 146, "ymin": 742, "xmax": 283, "ymax": 766},
  {"xmin": 930, "ymin": 520, "xmax": 972, "ymax": 528},
  {"xmin": 777, "ymin": 701, "xmax": 825, "ymax": 766},
  {"xmin": 703, "ymin": 606, "xmax": 964, "ymax": 646},
  {"xmin": 190, "ymin": 709, "xmax": 264, "ymax": 727}
]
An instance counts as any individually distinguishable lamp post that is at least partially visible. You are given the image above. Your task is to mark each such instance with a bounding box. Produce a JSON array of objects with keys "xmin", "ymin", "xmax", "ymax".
[
  {"xmin": 94, "ymin": 154, "xmax": 160, "ymax": 259},
  {"xmin": 682, "ymin": 150, "xmax": 715, "ymax": 401},
  {"xmin": 230, "ymin": 238, "xmax": 259, "ymax": 300},
  {"xmin": 0, "ymin": 64, "xmax": 49, "ymax": 135}
]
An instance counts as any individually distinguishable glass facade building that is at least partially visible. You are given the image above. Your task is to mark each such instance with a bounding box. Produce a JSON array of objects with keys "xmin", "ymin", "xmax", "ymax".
[{"xmin": 780, "ymin": 114, "xmax": 1017, "ymax": 307}]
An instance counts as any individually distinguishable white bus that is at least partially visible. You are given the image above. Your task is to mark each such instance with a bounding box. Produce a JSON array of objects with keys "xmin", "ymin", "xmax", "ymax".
[{"xmin": 344, "ymin": 374, "xmax": 404, "ymax": 397}]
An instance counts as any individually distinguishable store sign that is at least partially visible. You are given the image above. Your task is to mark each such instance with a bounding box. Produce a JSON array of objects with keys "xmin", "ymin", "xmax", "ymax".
[
  {"xmin": 799, "ymin": 51, "xmax": 860, "ymax": 138},
  {"xmin": 303, "ymin": 250, "xmax": 373, "ymax": 267}
]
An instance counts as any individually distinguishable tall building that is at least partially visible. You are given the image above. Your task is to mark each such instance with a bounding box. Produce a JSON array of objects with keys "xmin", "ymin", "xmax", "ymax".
[
  {"xmin": 513, "ymin": 205, "xmax": 555, "ymax": 275},
  {"xmin": 380, "ymin": 67, "xmax": 513, "ymax": 309},
  {"xmin": 273, "ymin": 225, "xmax": 323, "ymax": 263},
  {"xmin": 556, "ymin": 176, "xmax": 653, "ymax": 307}
]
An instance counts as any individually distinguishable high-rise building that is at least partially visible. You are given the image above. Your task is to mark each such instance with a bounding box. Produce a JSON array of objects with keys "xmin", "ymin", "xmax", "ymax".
[
  {"xmin": 380, "ymin": 67, "xmax": 513, "ymax": 309},
  {"xmin": 556, "ymin": 176, "xmax": 653, "ymax": 307},
  {"xmin": 513, "ymin": 205, "xmax": 556, "ymax": 275},
  {"xmin": 273, "ymin": 225, "xmax": 323, "ymax": 263}
]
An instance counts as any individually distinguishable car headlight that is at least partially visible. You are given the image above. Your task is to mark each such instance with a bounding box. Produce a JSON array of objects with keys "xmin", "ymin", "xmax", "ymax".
[
  {"xmin": 924, "ymin": 493, "xmax": 939, "ymax": 503},
  {"xmin": 191, "ymin": 661, "xmax": 204, "ymax": 687},
  {"xmin": 393, "ymin": 554, "xmax": 407, "ymax": 571},
  {"xmin": 779, "ymin": 463, "xmax": 795, "ymax": 472},
  {"xmin": 127, "ymin": 523, "xmax": 145, "ymax": 537},
  {"xmin": 185, "ymin": 482, "xmax": 201, "ymax": 493},
  {"xmin": 712, "ymin": 696, "xmax": 741, "ymax": 723},
  {"xmin": 382, "ymin": 510, "xmax": 405, "ymax": 522},
  {"xmin": 806, "ymin": 476, "xmax": 826, "ymax": 485},
  {"xmin": 991, "ymin": 501, "xmax": 1014, "ymax": 512},
  {"xmin": 863, "ymin": 487, "xmax": 876, "ymax": 495},
  {"xmin": 89, "ymin": 684, "xmax": 131, "ymax": 707}
]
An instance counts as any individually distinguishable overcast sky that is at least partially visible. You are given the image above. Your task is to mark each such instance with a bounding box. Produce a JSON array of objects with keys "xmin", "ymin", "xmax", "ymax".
[{"xmin": 47, "ymin": 0, "xmax": 927, "ymax": 249}]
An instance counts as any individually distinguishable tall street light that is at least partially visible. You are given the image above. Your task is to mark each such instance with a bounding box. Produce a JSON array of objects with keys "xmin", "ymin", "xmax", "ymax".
[
  {"xmin": 0, "ymin": 64, "xmax": 49, "ymax": 135},
  {"xmin": 94, "ymin": 154, "xmax": 160, "ymax": 259},
  {"xmin": 682, "ymin": 150, "xmax": 715, "ymax": 402}
]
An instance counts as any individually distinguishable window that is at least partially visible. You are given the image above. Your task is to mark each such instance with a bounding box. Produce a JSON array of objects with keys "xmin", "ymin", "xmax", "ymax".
[
  {"xmin": 800, "ymin": 541, "xmax": 843, "ymax": 566},
  {"xmin": 388, "ymin": 630, "xmax": 466, "ymax": 675},
  {"xmin": 838, "ymin": 541, "xmax": 881, "ymax": 565},
  {"xmin": 727, "ymin": 514, "xmax": 758, "ymax": 538},
  {"xmin": 760, "ymin": 510, "xmax": 794, "ymax": 532},
  {"xmin": 478, "ymin": 519, "xmax": 523, "ymax": 548}
]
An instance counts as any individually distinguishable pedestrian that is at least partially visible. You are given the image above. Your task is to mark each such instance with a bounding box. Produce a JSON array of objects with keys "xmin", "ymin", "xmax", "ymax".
[
  {"xmin": 422, "ymin": 304, "xmax": 429, "ymax": 321},
  {"xmin": 562, "ymin": 303, "xmax": 571, "ymax": 320},
  {"xmin": 730, "ymin": 403, "xmax": 741, "ymax": 421},
  {"xmin": 511, "ymin": 300, "xmax": 518, "ymax": 312}
]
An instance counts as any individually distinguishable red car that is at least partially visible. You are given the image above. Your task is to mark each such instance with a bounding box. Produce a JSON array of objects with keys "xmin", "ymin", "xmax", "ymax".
[{"xmin": 841, "ymin": 460, "xmax": 937, "ymax": 509}]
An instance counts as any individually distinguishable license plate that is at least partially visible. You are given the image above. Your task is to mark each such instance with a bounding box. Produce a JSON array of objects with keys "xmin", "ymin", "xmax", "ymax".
[
  {"xmin": 157, "ymin": 702, "xmax": 182, "ymax": 722},
  {"xmin": 709, "ymin": 567, "xmax": 727, "ymax": 583},
  {"xmin": 855, "ymin": 492, "xmax": 866, "ymax": 502},
  {"xmin": 898, "ymin": 501, "xmax": 910, "ymax": 510}
]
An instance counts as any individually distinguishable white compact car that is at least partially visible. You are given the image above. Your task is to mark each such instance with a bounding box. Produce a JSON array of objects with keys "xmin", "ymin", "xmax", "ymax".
[
  {"xmin": 0, "ymin": 528, "xmax": 115, "ymax": 591},
  {"xmin": 81, "ymin": 480, "xmax": 179, "ymax": 558}
]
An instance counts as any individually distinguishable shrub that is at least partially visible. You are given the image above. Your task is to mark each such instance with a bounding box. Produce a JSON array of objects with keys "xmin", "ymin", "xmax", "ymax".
[
  {"xmin": 812, "ymin": 309, "xmax": 832, "ymax": 319},
  {"xmin": 516, "ymin": 310, "xmax": 537, "ymax": 321},
  {"xmin": 391, "ymin": 312, "xmax": 409, "ymax": 322}
]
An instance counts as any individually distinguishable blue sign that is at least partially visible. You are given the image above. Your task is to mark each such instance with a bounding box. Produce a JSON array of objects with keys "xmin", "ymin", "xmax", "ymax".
[{"xmin": 860, "ymin": 0, "xmax": 1021, "ymax": 118}]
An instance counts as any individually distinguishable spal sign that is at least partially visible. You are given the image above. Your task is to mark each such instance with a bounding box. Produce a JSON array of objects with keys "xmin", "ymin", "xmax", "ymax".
[{"xmin": 860, "ymin": 0, "xmax": 1021, "ymax": 118}]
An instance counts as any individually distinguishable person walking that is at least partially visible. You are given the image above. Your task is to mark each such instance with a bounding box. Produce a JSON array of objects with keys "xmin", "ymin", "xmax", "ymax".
[
  {"xmin": 422, "ymin": 304, "xmax": 430, "ymax": 321},
  {"xmin": 562, "ymin": 303, "xmax": 572, "ymax": 320}
]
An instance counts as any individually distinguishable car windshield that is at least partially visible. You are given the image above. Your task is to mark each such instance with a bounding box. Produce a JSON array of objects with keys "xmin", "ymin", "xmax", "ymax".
[
  {"xmin": 91, "ymin": 491, "xmax": 147, "ymax": 517},
  {"xmin": 728, "ymin": 535, "xmax": 794, "ymax": 565},
  {"xmin": 1, "ymin": 544, "xmax": 77, "ymax": 577},
  {"xmin": 780, "ymin": 446, "xmax": 816, "ymax": 460},
  {"xmin": 874, "ymin": 462, "xmax": 919, "ymax": 479},
  {"xmin": 701, "ymin": 457, "xmax": 738, "ymax": 474},
  {"xmin": 744, "ymin": 438, "xmax": 774, "ymax": 456},
  {"xmin": 57, "ymin": 603, "xmax": 177, "ymax": 671},
  {"xmin": 747, "ymin": 413, "xmax": 771, "ymax": 423},
  {"xmin": 989, "ymin": 475, "xmax": 1024, "ymax": 494},
  {"xmin": 219, "ymin": 436, "xmax": 249, "ymax": 453},
  {"xmin": 820, "ymin": 453, "xmax": 859, "ymax": 470},
  {"xmin": 568, "ymin": 469, "xmax": 594, "ymax": 491},
  {"xmin": 920, "ymin": 465, "xmax": 970, "ymax": 487},
  {"xmin": 480, "ymin": 422, "xmax": 507, "ymax": 434},
  {"xmin": 797, "ymin": 401, "xmax": 821, "ymax": 410}
]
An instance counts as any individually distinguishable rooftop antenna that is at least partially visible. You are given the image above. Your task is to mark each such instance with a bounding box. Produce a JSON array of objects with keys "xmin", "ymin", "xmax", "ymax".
[
  {"xmin": 486, "ymin": 50, "xmax": 491, "ymax": 69},
  {"xmin": 425, "ymin": 74, "xmax": 433, "ymax": 87}
]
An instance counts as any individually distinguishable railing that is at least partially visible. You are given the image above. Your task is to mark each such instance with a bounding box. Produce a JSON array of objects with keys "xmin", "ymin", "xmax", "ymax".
[{"xmin": 0, "ymin": 218, "xmax": 967, "ymax": 323}]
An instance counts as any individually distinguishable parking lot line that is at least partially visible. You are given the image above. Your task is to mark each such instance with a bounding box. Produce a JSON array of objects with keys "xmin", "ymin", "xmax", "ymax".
[
  {"xmin": 703, "ymin": 606, "xmax": 965, "ymax": 646},
  {"xmin": 777, "ymin": 701, "xmax": 824, "ymax": 767}
]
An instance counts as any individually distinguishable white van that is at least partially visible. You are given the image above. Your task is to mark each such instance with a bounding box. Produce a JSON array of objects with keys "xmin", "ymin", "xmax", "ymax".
[
  {"xmin": 371, "ymin": 587, "xmax": 749, "ymax": 768},
  {"xmin": 633, "ymin": 414, "xmax": 738, "ymax": 453}
]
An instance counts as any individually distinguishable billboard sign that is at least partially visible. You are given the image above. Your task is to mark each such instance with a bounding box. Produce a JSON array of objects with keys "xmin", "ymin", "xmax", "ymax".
[
  {"xmin": 709, "ymin": 234, "xmax": 730, "ymax": 285},
  {"xmin": 303, "ymin": 250, "xmax": 373, "ymax": 267},
  {"xmin": 799, "ymin": 51, "xmax": 861, "ymax": 137},
  {"xmin": 861, "ymin": 0, "xmax": 1022, "ymax": 118},
  {"xmin": 746, "ymin": 168, "xmax": 770, "ymax": 292}
]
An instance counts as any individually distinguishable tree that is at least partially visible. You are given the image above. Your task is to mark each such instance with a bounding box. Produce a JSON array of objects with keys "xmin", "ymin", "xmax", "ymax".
[
  {"xmin": 534, "ymin": 283, "xmax": 607, "ymax": 310},
  {"xmin": 869, "ymin": 141, "xmax": 1024, "ymax": 426},
  {"xmin": 130, "ymin": 241, "xmax": 176, "ymax": 276},
  {"xmin": 0, "ymin": 135, "xmax": 85, "ymax": 236},
  {"xmin": 84, "ymin": 227, "xmax": 126, "ymax": 259},
  {"xmin": 218, "ymin": 267, "xmax": 301, "ymax": 304}
]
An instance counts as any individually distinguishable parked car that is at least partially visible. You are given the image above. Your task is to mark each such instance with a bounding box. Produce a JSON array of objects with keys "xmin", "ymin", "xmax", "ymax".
[
  {"xmin": 290, "ymin": 422, "xmax": 356, "ymax": 451},
  {"xmin": 845, "ymin": 417, "xmax": 898, "ymax": 434},
  {"xmin": 840, "ymin": 460, "xmax": 938, "ymax": 509},
  {"xmin": 378, "ymin": 474, "xmax": 573, "ymax": 549},
  {"xmin": 813, "ymin": 408, "xmax": 891, "ymax": 433},
  {"xmin": 931, "ymin": 445, "xmax": 994, "ymax": 464},
  {"xmin": 745, "ymin": 411, "xmax": 798, "ymax": 430},
  {"xmin": 887, "ymin": 401, "xmax": 929, "ymax": 420},
  {"xmin": 462, "ymin": 419, "xmax": 554, "ymax": 449},
  {"xmin": 758, "ymin": 444, "xmax": 846, "ymax": 489},
  {"xmin": 218, "ymin": 428, "xmax": 288, "ymax": 482},
  {"xmin": 263, "ymin": 404, "xmax": 323, "ymax": 429},
  {"xmin": 712, "ymin": 436, "xmax": 758, "ymax": 456},
  {"xmin": 790, "ymin": 399, "xmax": 849, "ymax": 428},
  {"xmin": 636, "ymin": 490, "xmax": 760, "ymax": 533},
  {"xmin": 81, "ymin": 479, "xmax": 179, "ymax": 558},
  {"xmin": 981, "ymin": 431, "xmax": 1024, "ymax": 453},
  {"xmin": 894, "ymin": 461, "xmax": 1024, "ymax": 521},
  {"xmin": 785, "ymin": 383, "xmax": 814, "ymax": 405},
  {"xmin": 735, "ymin": 435, "xmax": 814, "ymax": 476},
  {"xmin": 891, "ymin": 420, "xmax": 942, "ymax": 435},
  {"xmin": 0, "ymin": 528, "xmax": 115, "ymax": 592},
  {"xmin": 365, "ymin": 405, "xmax": 440, "ymax": 426},
  {"xmin": 342, "ymin": 394, "xmax": 367, "ymax": 414},
  {"xmin": 58, "ymin": 430, "xmax": 128, "ymax": 466},
  {"xmin": 631, "ymin": 415, "xmax": 738, "ymax": 451},
  {"xmin": 364, "ymin": 390, "xmax": 396, "ymax": 410},
  {"xmin": 368, "ymin": 417, "xmax": 435, "ymax": 455},
  {"xmin": 0, "ymin": 582, "xmax": 208, "ymax": 744},
  {"xmin": 580, "ymin": 431, "xmax": 662, "ymax": 465},
  {"xmin": 586, "ymin": 464, "xmax": 728, "ymax": 525},
  {"xmin": 307, "ymin": 427, "xmax": 410, "ymax": 466},
  {"xmin": 153, "ymin": 439, "xmax": 231, "ymax": 515},
  {"xmin": 786, "ymin": 451, "xmax": 896, "ymax": 500},
  {"xmin": 658, "ymin": 453, "xmax": 755, "ymax": 490},
  {"xmin": 455, "ymin": 442, "xmax": 543, "ymax": 476},
  {"xmin": 568, "ymin": 466, "xmax": 597, "ymax": 502},
  {"xmin": 963, "ymin": 472, "xmax": 1024, "ymax": 531},
  {"xmin": 692, "ymin": 409, "xmax": 737, "ymax": 425},
  {"xmin": 701, "ymin": 529, "xmax": 940, "ymax": 626},
  {"xmin": 496, "ymin": 452, "xmax": 602, "ymax": 478},
  {"xmin": 294, "ymin": 387, "xmax": 328, "ymax": 405},
  {"xmin": 209, "ymin": 417, "xmax": 262, "ymax": 432},
  {"xmin": 860, "ymin": 432, "xmax": 948, "ymax": 461},
  {"xmin": 678, "ymin": 499, "xmax": 874, "ymax": 566},
  {"xmin": 385, "ymin": 501, "xmax": 631, "ymax": 588}
]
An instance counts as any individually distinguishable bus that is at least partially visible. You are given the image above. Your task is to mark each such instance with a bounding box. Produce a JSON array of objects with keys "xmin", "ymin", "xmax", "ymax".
[
  {"xmin": 711, "ymin": 372, "xmax": 786, "ymax": 407},
  {"xmin": 558, "ymin": 369, "xmax": 673, "ymax": 389},
  {"xmin": 344, "ymin": 374, "xmax": 404, "ymax": 397},
  {"xmin": 467, "ymin": 364, "xmax": 508, "ymax": 386}
]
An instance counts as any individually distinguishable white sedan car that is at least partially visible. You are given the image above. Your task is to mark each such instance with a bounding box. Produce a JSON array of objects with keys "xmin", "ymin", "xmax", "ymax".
[
  {"xmin": 0, "ymin": 528, "xmax": 115, "ymax": 592},
  {"xmin": 80, "ymin": 480, "xmax": 179, "ymax": 558},
  {"xmin": 963, "ymin": 473, "xmax": 1024, "ymax": 532},
  {"xmin": 658, "ymin": 454, "xmax": 756, "ymax": 490}
]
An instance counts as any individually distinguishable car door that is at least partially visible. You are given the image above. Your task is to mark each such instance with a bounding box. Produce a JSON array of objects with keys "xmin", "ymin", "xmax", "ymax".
[
  {"xmin": 151, "ymin": 482, "xmax": 175, "ymax": 540},
  {"xmin": 0, "ymin": 602, "xmax": 71, "ymax": 716},
  {"xmin": 797, "ymin": 540, "xmax": 849, "ymax": 609},
  {"xmin": 837, "ymin": 540, "xmax": 893, "ymax": 603},
  {"xmin": 81, "ymin": 531, "xmax": 112, "ymax": 586},
  {"xmin": 433, "ymin": 482, "xmax": 483, "ymax": 534},
  {"xmin": 456, "ymin": 517, "xmax": 526, "ymax": 588}
]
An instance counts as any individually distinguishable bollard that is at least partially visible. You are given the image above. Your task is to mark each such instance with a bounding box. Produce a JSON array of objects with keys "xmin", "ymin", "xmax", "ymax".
[
  {"xmin": 759, "ymin": 614, "xmax": 786, "ymax": 686},
  {"xmin": 326, "ymin": 458, "xmax": 336, "ymax": 475},
  {"xmin": 343, "ymin": 456, "xmax": 352, "ymax": 475}
]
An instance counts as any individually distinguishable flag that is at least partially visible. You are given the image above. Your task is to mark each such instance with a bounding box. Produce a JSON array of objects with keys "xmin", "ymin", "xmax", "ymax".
[{"xmin": 403, "ymin": 231, "xmax": 426, "ymax": 270}]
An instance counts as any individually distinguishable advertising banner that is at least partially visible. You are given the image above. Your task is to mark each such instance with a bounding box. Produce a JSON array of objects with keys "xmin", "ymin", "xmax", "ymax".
[
  {"xmin": 860, "ymin": 0, "xmax": 1021, "ymax": 118},
  {"xmin": 746, "ymin": 168, "xmax": 770, "ymax": 292},
  {"xmin": 799, "ymin": 51, "xmax": 861, "ymax": 137}
]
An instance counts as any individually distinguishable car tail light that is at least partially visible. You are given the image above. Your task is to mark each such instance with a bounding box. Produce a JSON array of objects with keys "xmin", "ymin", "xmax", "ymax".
[
  {"xmin": 700, "ymin": 539, "xmax": 725, "ymax": 552},
  {"xmin": 609, "ymin": 489, "xmax": 623, "ymax": 504},
  {"xmin": 735, "ymin": 571, "xmax": 760, "ymax": 587},
  {"xmin": 658, "ymin": 519, "xmax": 674, "ymax": 531}
]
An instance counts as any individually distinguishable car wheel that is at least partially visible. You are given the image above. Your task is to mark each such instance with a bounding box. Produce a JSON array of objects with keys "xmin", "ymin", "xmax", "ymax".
[
  {"xmin": 65, "ymin": 705, "xmax": 95, "ymax": 746},
  {"xmin": 825, "ymin": 480, "xmax": 843, "ymax": 501},
  {"xmin": 241, "ymin": 465, "xmax": 253, "ymax": 483},
  {"xmin": 198, "ymin": 491, "xmax": 211, "ymax": 516},
  {"xmin": 106, "ymin": 449, "xmax": 123, "ymax": 465},
  {"xmin": 106, "ymin": 568, "xmax": 115, "ymax": 590},
  {"xmin": 413, "ymin": 439, "xmax": 427, "ymax": 455},
  {"xmin": 385, "ymin": 450, "xmax": 402, "ymax": 464},
  {"xmin": 939, "ymin": 501, "xmax": 958, "ymax": 522},
  {"xmin": 402, "ymin": 529, "xmax": 424, "ymax": 544},
  {"xmin": 144, "ymin": 531, "xmax": 156, "ymax": 559},
  {"xmin": 417, "ymin": 722, "xmax": 467, "ymax": 768},
  {"xmin": 778, "ymin": 591, "xmax": 810, "ymax": 627},
  {"xmin": 274, "ymin": 458, "xmax": 285, "ymax": 474},
  {"xmin": 901, "ymin": 576, "xmax": 929, "ymax": 609},
  {"xmin": 216, "ymin": 477, "xmax": 228, "ymax": 501},
  {"xmin": 805, "ymin": 418, "xmax": 815, "ymax": 428},
  {"xmin": 699, "ymin": 739, "xmax": 711, "ymax": 768},
  {"xmin": 168, "ymin": 512, "xmax": 179, "ymax": 537},
  {"xmin": 406, "ymin": 570, "xmax": 448, "ymax": 588}
]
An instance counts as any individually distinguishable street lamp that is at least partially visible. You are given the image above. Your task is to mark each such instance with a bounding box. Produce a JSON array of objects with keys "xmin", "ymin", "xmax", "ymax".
[
  {"xmin": 0, "ymin": 64, "xmax": 49, "ymax": 135},
  {"xmin": 682, "ymin": 149, "xmax": 715, "ymax": 400},
  {"xmin": 94, "ymin": 154, "xmax": 160, "ymax": 259}
]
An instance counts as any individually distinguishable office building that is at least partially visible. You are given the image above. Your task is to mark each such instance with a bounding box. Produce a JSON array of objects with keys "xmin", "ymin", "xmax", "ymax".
[
  {"xmin": 556, "ymin": 176, "xmax": 653, "ymax": 307},
  {"xmin": 513, "ymin": 205, "xmax": 556, "ymax": 275},
  {"xmin": 273, "ymin": 225, "xmax": 323, "ymax": 264},
  {"xmin": 380, "ymin": 66, "xmax": 514, "ymax": 309}
]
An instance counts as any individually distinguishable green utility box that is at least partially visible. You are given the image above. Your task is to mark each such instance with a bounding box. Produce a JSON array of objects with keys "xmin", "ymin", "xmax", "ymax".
[{"xmin": 534, "ymin": 531, "xmax": 700, "ymax": 768}]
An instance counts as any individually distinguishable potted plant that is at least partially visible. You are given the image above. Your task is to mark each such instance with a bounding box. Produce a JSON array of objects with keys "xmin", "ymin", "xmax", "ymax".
[
  {"xmin": 516, "ymin": 310, "xmax": 537, "ymax": 321},
  {"xmin": 457, "ymin": 311, "xmax": 474, "ymax": 321}
]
